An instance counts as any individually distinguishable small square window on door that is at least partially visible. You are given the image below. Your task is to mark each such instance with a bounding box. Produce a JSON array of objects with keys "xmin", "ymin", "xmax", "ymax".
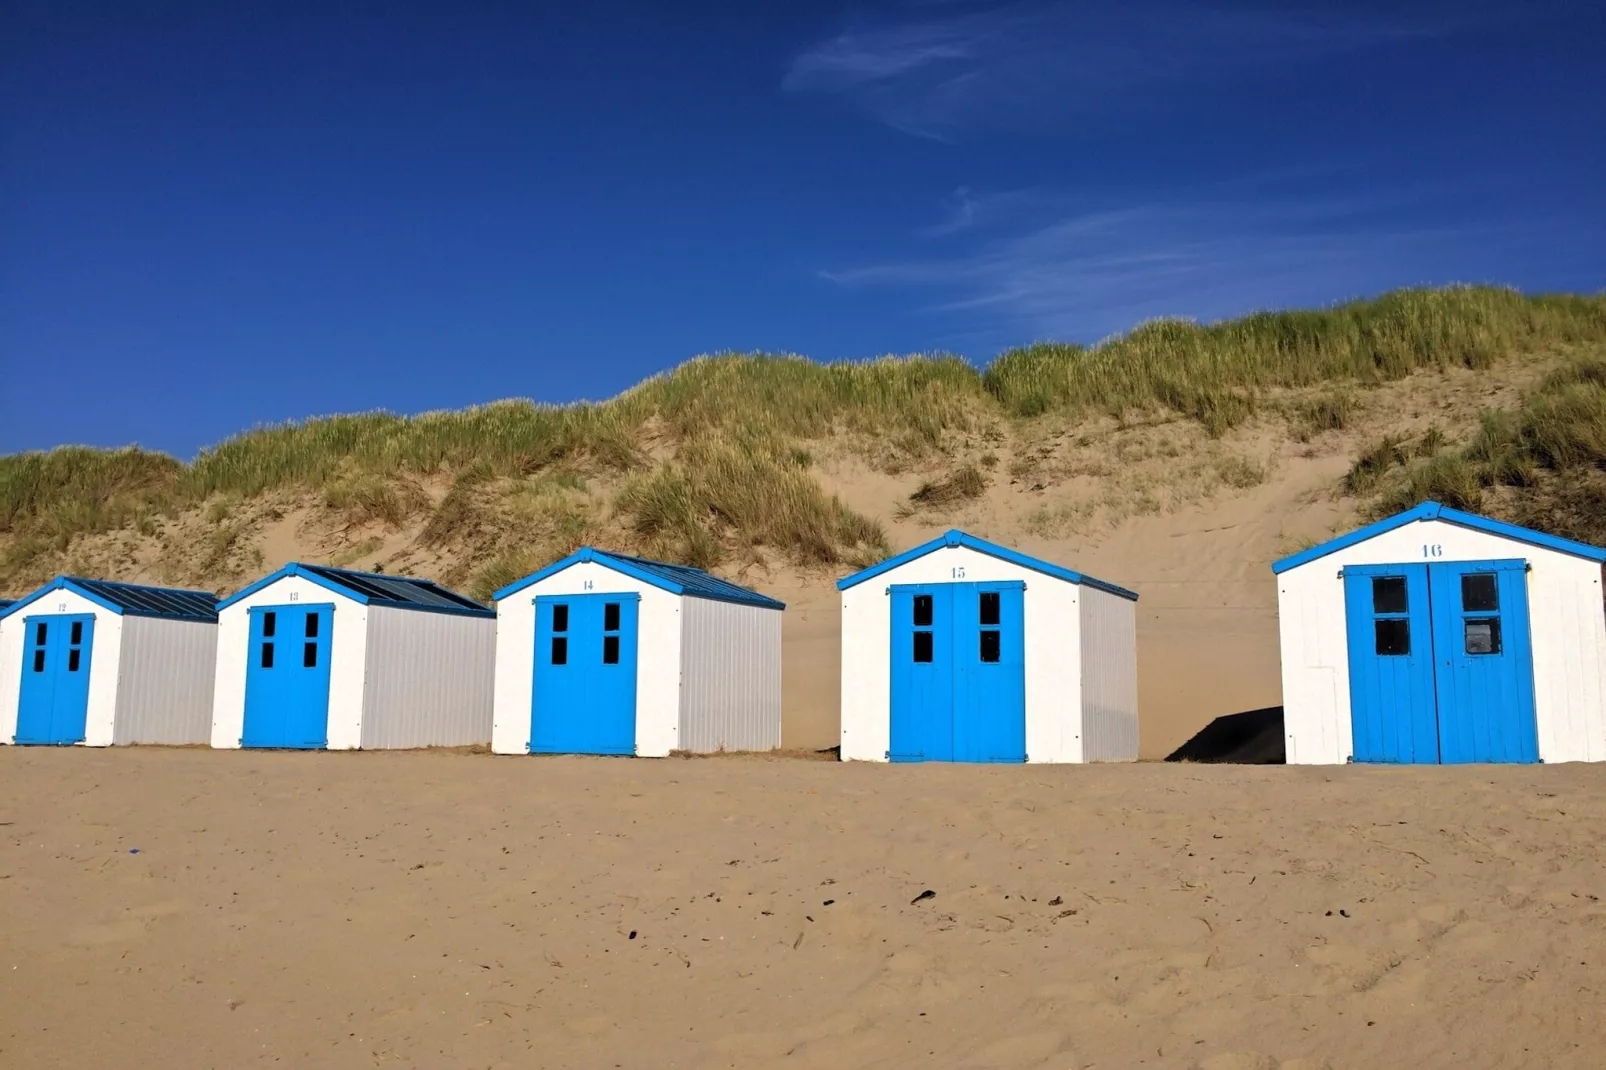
[
  {"xmin": 1464, "ymin": 617, "xmax": 1501, "ymax": 655},
  {"xmin": 1370, "ymin": 576, "xmax": 1411, "ymax": 656}
]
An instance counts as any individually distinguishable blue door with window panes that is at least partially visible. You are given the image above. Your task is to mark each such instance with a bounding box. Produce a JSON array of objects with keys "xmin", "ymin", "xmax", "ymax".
[
  {"xmin": 531, "ymin": 593, "xmax": 639, "ymax": 755},
  {"xmin": 15, "ymin": 614, "xmax": 95, "ymax": 745},
  {"xmin": 241, "ymin": 604, "xmax": 333, "ymax": 748},
  {"xmin": 1343, "ymin": 559, "xmax": 1537, "ymax": 764},
  {"xmin": 890, "ymin": 581, "xmax": 1026, "ymax": 762}
]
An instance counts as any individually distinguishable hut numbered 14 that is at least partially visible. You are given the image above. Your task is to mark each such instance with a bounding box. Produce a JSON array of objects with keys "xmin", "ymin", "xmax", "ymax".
[
  {"xmin": 837, "ymin": 530, "xmax": 1139, "ymax": 763},
  {"xmin": 211, "ymin": 564, "xmax": 496, "ymax": 750},
  {"xmin": 0, "ymin": 577, "xmax": 219, "ymax": 746},
  {"xmin": 1274, "ymin": 501, "xmax": 1606, "ymax": 764},
  {"xmin": 492, "ymin": 548, "xmax": 784, "ymax": 757}
]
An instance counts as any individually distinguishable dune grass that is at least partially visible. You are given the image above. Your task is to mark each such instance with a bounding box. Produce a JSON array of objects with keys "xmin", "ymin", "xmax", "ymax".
[{"xmin": 3, "ymin": 286, "xmax": 1604, "ymax": 585}]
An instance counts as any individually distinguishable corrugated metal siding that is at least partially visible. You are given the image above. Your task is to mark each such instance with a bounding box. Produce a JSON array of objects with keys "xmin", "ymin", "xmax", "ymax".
[
  {"xmin": 1079, "ymin": 585, "xmax": 1139, "ymax": 762},
  {"xmin": 360, "ymin": 605, "xmax": 495, "ymax": 749},
  {"xmin": 113, "ymin": 616, "xmax": 218, "ymax": 745},
  {"xmin": 679, "ymin": 597, "xmax": 782, "ymax": 753}
]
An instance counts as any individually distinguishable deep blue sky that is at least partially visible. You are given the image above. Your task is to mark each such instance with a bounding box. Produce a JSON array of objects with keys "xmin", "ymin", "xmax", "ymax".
[{"xmin": 4, "ymin": 1, "xmax": 1604, "ymax": 457}]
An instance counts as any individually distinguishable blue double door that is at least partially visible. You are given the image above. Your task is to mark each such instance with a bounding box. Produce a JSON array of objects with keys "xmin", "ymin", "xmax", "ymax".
[
  {"xmin": 242, "ymin": 604, "xmax": 333, "ymax": 748},
  {"xmin": 889, "ymin": 581, "xmax": 1026, "ymax": 762},
  {"xmin": 531, "ymin": 593, "xmax": 639, "ymax": 755},
  {"xmin": 15, "ymin": 614, "xmax": 95, "ymax": 745},
  {"xmin": 1344, "ymin": 559, "xmax": 1538, "ymax": 763}
]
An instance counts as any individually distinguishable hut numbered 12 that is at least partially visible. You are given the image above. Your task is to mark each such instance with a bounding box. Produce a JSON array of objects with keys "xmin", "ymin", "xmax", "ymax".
[
  {"xmin": 837, "ymin": 530, "xmax": 1139, "ymax": 763},
  {"xmin": 492, "ymin": 548, "xmax": 784, "ymax": 757},
  {"xmin": 1274, "ymin": 501, "xmax": 1606, "ymax": 764},
  {"xmin": 0, "ymin": 577, "xmax": 219, "ymax": 746},
  {"xmin": 211, "ymin": 564, "xmax": 496, "ymax": 750}
]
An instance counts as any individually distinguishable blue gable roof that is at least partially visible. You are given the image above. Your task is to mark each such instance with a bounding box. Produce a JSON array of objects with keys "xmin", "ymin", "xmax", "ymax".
[
  {"xmin": 835, "ymin": 530, "xmax": 1139, "ymax": 601},
  {"xmin": 217, "ymin": 563, "xmax": 493, "ymax": 617},
  {"xmin": 493, "ymin": 548, "xmax": 786, "ymax": 610},
  {"xmin": 0, "ymin": 576, "xmax": 218, "ymax": 623},
  {"xmin": 1271, "ymin": 501, "xmax": 1606, "ymax": 574}
]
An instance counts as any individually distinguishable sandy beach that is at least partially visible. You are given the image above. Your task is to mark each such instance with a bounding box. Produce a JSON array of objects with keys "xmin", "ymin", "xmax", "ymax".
[{"xmin": 3, "ymin": 747, "xmax": 1603, "ymax": 1069}]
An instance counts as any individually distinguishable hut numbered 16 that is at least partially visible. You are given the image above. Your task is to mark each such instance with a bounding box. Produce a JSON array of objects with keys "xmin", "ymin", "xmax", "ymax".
[
  {"xmin": 837, "ymin": 530, "xmax": 1139, "ymax": 763},
  {"xmin": 492, "ymin": 548, "xmax": 784, "ymax": 757},
  {"xmin": 0, "ymin": 577, "xmax": 219, "ymax": 746},
  {"xmin": 1274, "ymin": 501, "xmax": 1606, "ymax": 764},
  {"xmin": 211, "ymin": 564, "xmax": 496, "ymax": 750}
]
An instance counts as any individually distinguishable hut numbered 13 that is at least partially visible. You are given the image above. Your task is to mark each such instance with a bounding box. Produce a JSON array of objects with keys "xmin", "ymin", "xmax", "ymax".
[
  {"xmin": 837, "ymin": 530, "xmax": 1139, "ymax": 763},
  {"xmin": 0, "ymin": 577, "xmax": 219, "ymax": 746},
  {"xmin": 1274, "ymin": 501, "xmax": 1606, "ymax": 764},
  {"xmin": 211, "ymin": 564, "xmax": 496, "ymax": 750},
  {"xmin": 492, "ymin": 548, "xmax": 784, "ymax": 757}
]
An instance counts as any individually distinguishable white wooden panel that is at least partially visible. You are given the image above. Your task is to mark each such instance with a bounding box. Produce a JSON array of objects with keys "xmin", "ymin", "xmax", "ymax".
[
  {"xmin": 210, "ymin": 576, "xmax": 367, "ymax": 749},
  {"xmin": 492, "ymin": 561, "xmax": 683, "ymax": 757},
  {"xmin": 679, "ymin": 598, "xmax": 782, "ymax": 753},
  {"xmin": 360, "ymin": 607, "xmax": 495, "ymax": 748},
  {"xmin": 1278, "ymin": 517, "xmax": 1606, "ymax": 764},
  {"xmin": 0, "ymin": 590, "xmax": 119, "ymax": 746},
  {"xmin": 1079, "ymin": 585, "xmax": 1140, "ymax": 762},
  {"xmin": 839, "ymin": 545, "xmax": 1085, "ymax": 763},
  {"xmin": 114, "ymin": 616, "xmax": 218, "ymax": 745}
]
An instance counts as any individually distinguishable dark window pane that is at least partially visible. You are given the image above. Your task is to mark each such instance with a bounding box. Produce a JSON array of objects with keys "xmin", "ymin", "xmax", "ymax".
[
  {"xmin": 603, "ymin": 635, "xmax": 620, "ymax": 664},
  {"xmin": 70, "ymin": 621, "xmax": 83, "ymax": 645},
  {"xmin": 912, "ymin": 630, "xmax": 934, "ymax": 663},
  {"xmin": 550, "ymin": 637, "xmax": 568, "ymax": 665},
  {"xmin": 32, "ymin": 650, "xmax": 45, "ymax": 673},
  {"xmin": 303, "ymin": 642, "xmax": 318, "ymax": 668},
  {"xmin": 552, "ymin": 604, "xmax": 569, "ymax": 633},
  {"xmin": 1462, "ymin": 573, "xmax": 1499, "ymax": 612},
  {"xmin": 913, "ymin": 595, "xmax": 933, "ymax": 627},
  {"xmin": 980, "ymin": 629, "xmax": 1001, "ymax": 663},
  {"xmin": 979, "ymin": 591, "xmax": 1000, "ymax": 626},
  {"xmin": 604, "ymin": 602, "xmax": 621, "ymax": 632},
  {"xmin": 304, "ymin": 612, "xmax": 319, "ymax": 639},
  {"xmin": 260, "ymin": 642, "xmax": 275, "ymax": 669},
  {"xmin": 35, "ymin": 622, "xmax": 46, "ymax": 645},
  {"xmin": 1375, "ymin": 618, "xmax": 1410, "ymax": 656},
  {"xmin": 262, "ymin": 612, "xmax": 276, "ymax": 638},
  {"xmin": 1465, "ymin": 617, "xmax": 1502, "ymax": 655},
  {"xmin": 1372, "ymin": 576, "xmax": 1408, "ymax": 614},
  {"xmin": 68, "ymin": 649, "xmax": 81, "ymax": 672}
]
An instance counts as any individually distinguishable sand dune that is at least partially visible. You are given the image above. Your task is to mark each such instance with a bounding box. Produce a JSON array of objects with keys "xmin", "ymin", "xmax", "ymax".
[{"xmin": 4, "ymin": 748, "xmax": 1604, "ymax": 1069}]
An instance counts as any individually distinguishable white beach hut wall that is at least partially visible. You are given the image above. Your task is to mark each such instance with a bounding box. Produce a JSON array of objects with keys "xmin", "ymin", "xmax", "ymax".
[
  {"xmin": 0, "ymin": 577, "xmax": 219, "ymax": 746},
  {"xmin": 211, "ymin": 563, "xmax": 496, "ymax": 750},
  {"xmin": 1273, "ymin": 501, "xmax": 1606, "ymax": 765},
  {"xmin": 837, "ymin": 530, "xmax": 1139, "ymax": 764},
  {"xmin": 491, "ymin": 548, "xmax": 784, "ymax": 757}
]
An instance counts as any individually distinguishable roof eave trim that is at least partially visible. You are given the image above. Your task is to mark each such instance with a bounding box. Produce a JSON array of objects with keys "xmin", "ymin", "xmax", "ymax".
[{"xmin": 836, "ymin": 530, "xmax": 1138, "ymax": 601}]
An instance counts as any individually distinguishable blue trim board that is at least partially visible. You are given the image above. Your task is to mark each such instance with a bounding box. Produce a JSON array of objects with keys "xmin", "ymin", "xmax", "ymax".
[
  {"xmin": 217, "ymin": 563, "xmax": 493, "ymax": 617},
  {"xmin": 836, "ymin": 530, "xmax": 1139, "ymax": 601},
  {"xmin": 494, "ymin": 548, "xmax": 786, "ymax": 610},
  {"xmin": 1272, "ymin": 501, "xmax": 1606, "ymax": 575},
  {"xmin": 0, "ymin": 576, "xmax": 218, "ymax": 623}
]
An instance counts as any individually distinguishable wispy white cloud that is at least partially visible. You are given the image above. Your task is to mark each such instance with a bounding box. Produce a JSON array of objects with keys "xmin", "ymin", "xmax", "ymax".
[
  {"xmin": 822, "ymin": 187, "xmax": 1531, "ymax": 342},
  {"xmin": 785, "ymin": 2, "xmax": 1482, "ymax": 138}
]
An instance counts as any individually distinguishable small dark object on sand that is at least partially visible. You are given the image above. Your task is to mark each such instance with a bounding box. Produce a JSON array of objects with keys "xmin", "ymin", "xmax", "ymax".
[{"xmin": 911, "ymin": 890, "xmax": 936, "ymax": 905}]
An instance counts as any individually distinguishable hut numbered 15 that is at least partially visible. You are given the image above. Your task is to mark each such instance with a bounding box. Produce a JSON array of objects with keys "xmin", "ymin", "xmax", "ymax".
[
  {"xmin": 211, "ymin": 564, "xmax": 496, "ymax": 750},
  {"xmin": 0, "ymin": 577, "xmax": 219, "ymax": 746},
  {"xmin": 1274, "ymin": 501, "xmax": 1606, "ymax": 764},
  {"xmin": 492, "ymin": 548, "xmax": 784, "ymax": 757},
  {"xmin": 837, "ymin": 530, "xmax": 1139, "ymax": 763}
]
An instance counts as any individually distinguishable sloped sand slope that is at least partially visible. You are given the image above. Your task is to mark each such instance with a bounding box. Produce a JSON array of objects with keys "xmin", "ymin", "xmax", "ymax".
[{"xmin": 4, "ymin": 748, "xmax": 1604, "ymax": 1069}]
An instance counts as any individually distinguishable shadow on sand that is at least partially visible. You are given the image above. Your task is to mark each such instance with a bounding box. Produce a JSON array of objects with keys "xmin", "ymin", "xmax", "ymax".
[{"xmin": 1166, "ymin": 706, "xmax": 1286, "ymax": 764}]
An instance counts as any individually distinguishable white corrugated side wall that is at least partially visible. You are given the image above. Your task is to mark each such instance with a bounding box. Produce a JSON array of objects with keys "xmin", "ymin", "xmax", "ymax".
[
  {"xmin": 0, "ymin": 589, "xmax": 122, "ymax": 745},
  {"xmin": 678, "ymin": 597, "xmax": 782, "ymax": 753},
  {"xmin": 1278, "ymin": 516, "xmax": 1606, "ymax": 763},
  {"xmin": 1078, "ymin": 584, "xmax": 1140, "ymax": 761},
  {"xmin": 113, "ymin": 616, "xmax": 218, "ymax": 745},
  {"xmin": 491, "ymin": 560, "xmax": 683, "ymax": 756},
  {"xmin": 210, "ymin": 576, "xmax": 368, "ymax": 749},
  {"xmin": 360, "ymin": 606, "xmax": 495, "ymax": 748},
  {"xmin": 839, "ymin": 544, "xmax": 1084, "ymax": 763}
]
